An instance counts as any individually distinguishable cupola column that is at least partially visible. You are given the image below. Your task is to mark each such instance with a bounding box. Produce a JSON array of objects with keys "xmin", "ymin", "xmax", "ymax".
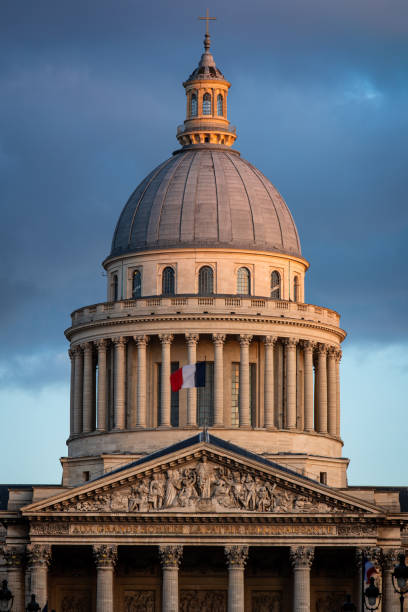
[
  {"xmin": 93, "ymin": 545, "xmax": 118, "ymax": 612},
  {"xmin": 159, "ymin": 545, "xmax": 183, "ymax": 612},
  {"xmin": 239, "ymin": 335, "xmax": 252, "ymax": 428},
  {"xmin": 264, "ymin": 336, "xmax": 277, "ymax": 429},
  {"xmin": 113, "ymin": 337, "xmax": 128, "ymax": 430},
  {"xmin": 213, "ymin": 334, "xmax": 226, "ymax": 427},
  {"xmin": 135, "ymin": 335, "xmax": 149, "ymax": 428},
  {"xmin": 225, "ymin": 545, "xmax": 249, "ymax": 612},
  {"xmin": 303, "ymin": 341, "xmax": 315, "ymax": 431},
  {"xmin": 290, "ymin": 546, "xmax": 314, "ymax": 612},
  {"xmin": 95, "ymin": 339, "xmax": 108, "ymax": 430},
  {"xmin": 73, "ymin": 345, "xmax": 83, "ymax": 435},
  {"xmin": 285, "ymin": 338, "xmax": 298, "ymax": 430},
  {"xmin": 68, "ymin": 348, "xmax": 75, "ymax": 436},
  {"xmin": 3, "ymin": 547, "xmax": 25, "ymax": 612},
  {"xmin": 335, "ymin": 349, "xmax": 342, "ymax": 437},
  {"xmin": 327, "ymin": 347, "xmax": 337, "ymax": 436},
  {"xmin": 82, "ymin": 341, "xmax": 95, "ymax": 432},
  {"xmin": 317, "ymin": 344, "xmax": 328, "ymax": 433},
  {"xmin": 159, "ymin": 334, "xmax": 174, "ymax": 427},
  {"xmin": 27, "ymin": 544, "xmax": 51, "ymax": 610},
  {"xmin": 185, "ymin": 334, "xmax": 199, "ymax": 427}
]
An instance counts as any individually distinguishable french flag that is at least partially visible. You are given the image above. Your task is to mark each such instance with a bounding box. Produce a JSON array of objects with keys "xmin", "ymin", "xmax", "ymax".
[
  {"xmin": 170, "ymin": 362, "xmax": 206, "ymax": 392},
  {"xmin": 364, "ymin": 560, "xmax": 378, "ymax": 584}
]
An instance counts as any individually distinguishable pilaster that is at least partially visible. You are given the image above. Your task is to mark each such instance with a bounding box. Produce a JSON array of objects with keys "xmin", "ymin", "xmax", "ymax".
[{"xmin": 3, "ymin": 546, "xmax": 25, "ymax": 612}]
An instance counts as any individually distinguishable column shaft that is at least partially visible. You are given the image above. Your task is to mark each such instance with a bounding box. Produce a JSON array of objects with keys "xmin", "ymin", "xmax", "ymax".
[
  {"xmin": 186, "ymin": 334, "xmax": 199, "ymax": 427},
  {"xmin": 225, "ymin": 546, "xmax": 248, "ymax": 612},
  {"xmin": 159, "ymin": 334, "xmax": 173, "ymax": 427},
  {"xmin": 113, "ymin": 337, "xmax": 127, "ymax": 430},
  {"xmin": 69, "ymin": 349, "xmax": 75, "ymax": 436},
  {"xmin": 96, "ymin": 339, "xmax": 108, "ymax": 430},
  {"xmin": 264, "ymin": 337, "xmax": 276, "ymax": 428},
  {"xmin": 82, "ymin": 342, "xmax": 94, "ymax": 432},
  {"xmin": 285, "ymin": 339, "xmax": 297, "ymax": 429},
  {"xmin": 93, "ymin": 545, "xmax": 117, "ymax": 612},
  {"xmin": 317, "ymin": 345, "xmax": 328, "ymax": 433},
  {"xmin": 30, "ymin": 566, "xmax": 48, "ymax": 608},
  {"xmin": 73, "ymin": 346, "xmax": 83, "ymax": 434},
  {"xmin": 336, "ymin": 350, "xmax": 342, "ymax": 437},
  {"xmin": 239, "ymin": 335, "xmax": 252, "ymax": 427},
  {"xmin": 303, "ymin": 342, "xmax": 314, "ymax": 431},
  {"xmin": 290, "ymin": 547, "xmax": 314, "ymax": 612},
  {"xmin": 327, "ymin": 347, "xmax": 337, "ymax": 435},
  {"xmin": 383, "ymin": 549, "xmax": 402, "ymax": 612},
  {"xmin": 213, "ymin": 334, "xmax": 226, "ymax": 427},
  {"xmin": 159, "ymin": 545, "xmax": 182, "ymax": 612},
  {"xmin": 4, "ymin": 547, "xmax": 25, "ymax": 612},
  {"xmin": 135, "ymin": 335, "xmax": 149, "ymax": 427}
]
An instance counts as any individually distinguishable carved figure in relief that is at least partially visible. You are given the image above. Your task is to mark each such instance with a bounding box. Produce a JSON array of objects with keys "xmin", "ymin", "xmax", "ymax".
[
  {"xmin": 178, "ymin": 470, "xmax": 198, "ymax": 508},
  {"xmin": 124, "ymin": 591, "xmax": 155, "ymax": 612},
  {"xmin": 164, "ymin": 469, "xmax": 182, "ymax": 508},
  {"xmin": 149, "ymin": 474, "xmax": 165, "ymax": 510},
  {"xmin": 196, "ymin": 457, "xmax": 213, "ymax": 499},
  {"xmin": 245, "ymin": 474, "xmax": 257, "ymax": 510}
]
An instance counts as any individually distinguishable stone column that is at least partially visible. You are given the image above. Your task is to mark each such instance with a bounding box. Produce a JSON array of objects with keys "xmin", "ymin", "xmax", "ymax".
[
  {"xmin": 239, "ymin": 335, "xmax": 252, "ymax": 428},
  {"xmin": 354, "ymin": 548, "xmax": 364, "ymax": 612},
  {"xmin": 159, "ymin": 545, "xmax": 183, "ymax": 612},
  {"xmin": 303, "ymin": 341, "xmax": 315, "ymax": 431},
  {"xmin": 327, "ymin": 346, "xmax": 337, "ymax": 436},
  {"xmin": 93, "ymin": 544, "xmax": 118, "ymax": 612},
  {"xmin": 285, "ymin": 338, "xmax": 298, "ymax": 430},
  {"xmin": 317, "ymin": 344, "xmax": 328, "ymax": 434},
  {"xmin": 73, "ymin": 345, "xmax": 83, "ymax": 434},
  {"xmin": 383, "ymin": 549, "xmax": 401, "ymax": 612},
  {"xmin": 335, "ymin": 349, "xmax": 342, "ymax": 437},
  {"xmin": 27, "ymin": 544, "xmax": 51, "ymax": 609},
  {"xmin": 185, "ymin": 333, "xmax": 199, "ymax": 427},
  {"xmin": 290, "ymin": 546, "xmax": 314, "ymax": 612},
  {"xmin": 3, "ymin": 546, "xmax": 25, "ymax": 612},
  {"xmin": 213, "ymin": 334, "xmax": 226, "ymax": 427},
  {"xmin": 225, "ymin": 545, "xmax": 249, "ymax": 612},
  {"xmin": 96, "ymin": 339, "xmax": 108, "ymax": 431},
  {"xmin": 68, "ymin": 348, "xmax": 75, "ymax": 436},
  {"xmin": 264, "ymin": 336, "xmax": 277, "ymax": 429},
  {"xmin": 135, "ymin": 335, "xmax": 149, "ymax": 428},
  {"xmin": 113, "ymin": 336, "xmax": 127, "ymax": 430},
  {"xmin": 82, "ymin": 342, "xmax": 94, "ymax": 433},
  {"xmin": 159, "ymin": 334, "xmax": 174, "ymax": 427}
]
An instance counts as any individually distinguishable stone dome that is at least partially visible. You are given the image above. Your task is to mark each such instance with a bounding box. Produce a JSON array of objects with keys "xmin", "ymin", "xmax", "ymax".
[{"xmin": 110, "ymin": 146, "xmax": 301, "ymax": 259}]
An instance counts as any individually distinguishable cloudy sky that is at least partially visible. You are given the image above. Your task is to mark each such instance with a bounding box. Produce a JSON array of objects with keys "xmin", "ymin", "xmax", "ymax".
[{"xmin": 1, "ymin": 0, "xmax": 407, "ymax": 485}]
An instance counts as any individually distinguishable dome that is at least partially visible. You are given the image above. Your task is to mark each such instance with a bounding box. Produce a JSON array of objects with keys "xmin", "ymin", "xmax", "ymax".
[{"xmin": 110, "ymin": 147, "xmax": 301, "ymax": 259}]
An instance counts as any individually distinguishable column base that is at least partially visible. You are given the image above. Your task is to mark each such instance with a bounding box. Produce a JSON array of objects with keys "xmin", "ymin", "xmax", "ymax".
[{"xmin": 158, "ymin": 424, "xmax": 172, "ymax": 430}]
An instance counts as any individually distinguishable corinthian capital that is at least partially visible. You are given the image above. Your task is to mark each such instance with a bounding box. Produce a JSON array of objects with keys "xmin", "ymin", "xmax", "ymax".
[
  {"xmin": 93, "ymin": 544, "xmax": 118, "ymax": 568},
  {"xmin": 185, "ymin": 333, "xmax": 199, "ymax": 345},
  {"xmin": 284, "ymin": 337, "xmax": 298, "ymax": 349},
  {"xmin": 263, "ymin": 336, "xmax": 277, "ymax": 347},
  {"xmin": 362, "ymin": 546, "xmax": 383, "ymax": 571},
  {"xmin": 317, "ymin": 343, "xmax": 328, "ymax": 355},
  {"xmin": 68, "ymin": 348, "xmax": 75, "ymax": 360},
  {"xmin": 27, "ymin": 544, "xmax": 52, "ymax": 568},
  {"xmin": 335, "ymin": 349, "xmax": 343, "ymax": 363},
  {"xmin": 383, "ymin": 548, "xmax": 403, "ymax": 570},
  {"xmin": 95, "ymin": 338, "xmax": 108, "ymax": 350},
  {"xmin": 2, "ymin": 546, "xmax": 25, "ymax": 568},
  {"xmin": 159, "ymin": 333, "xmax": 174, "ymax": 345},
  {"xmin": 290, "ymin": 546, "xmax": 314, "ymax": 569},
  {"xmin": 134, "ymin": 334, "xmax": 149, "ymax": 347},
  {"xmin": 80, "ymin": 341, "xmax": 93, "ymax": 354},
  {"xmin": 112, "ymin": 336, "xmax": 128, "ymax": 347},
  {"xmin": 225, "ymin": 545, "xmax": 249, "ymax": 568},
  {"xmin": 301, "ymin": 339, "xmax": 316, "ymax": 352},
  {"xmin": 158, "ymin": 545, "xmax": 183, "ymax": 568},
  {"xmin": 212, "ymin": 333, "xmax": 226, "ymax": 345},
  {"xmin": 239, "ymin": 334, "xmax": 253, "ymax": 347}
]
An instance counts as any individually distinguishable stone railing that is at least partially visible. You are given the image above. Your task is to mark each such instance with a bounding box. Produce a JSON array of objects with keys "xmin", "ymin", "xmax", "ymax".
[
  {"xmin": 70, "ymin": 296, "xmax": 340, "ymax": 328},
  {"xmin": 177, "ymin": 124, "xmax": 237, "ymax": 135}
]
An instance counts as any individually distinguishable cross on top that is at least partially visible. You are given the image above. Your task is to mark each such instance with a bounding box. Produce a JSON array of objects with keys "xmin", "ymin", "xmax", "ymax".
[{"xmin": 198, "ymin": 8, "xmax": 216, "ymax": 36}]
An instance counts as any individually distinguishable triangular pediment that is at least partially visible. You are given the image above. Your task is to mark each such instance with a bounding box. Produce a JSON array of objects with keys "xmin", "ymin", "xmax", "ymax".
[{"xmin": 23, "ymin": 436, "xmax": 382, "ymax": 517}]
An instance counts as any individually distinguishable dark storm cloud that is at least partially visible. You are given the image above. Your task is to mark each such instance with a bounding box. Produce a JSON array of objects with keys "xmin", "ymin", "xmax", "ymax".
[{"xmin": 0, "ymin": 0, "xmax": 407, "ymax": 389}]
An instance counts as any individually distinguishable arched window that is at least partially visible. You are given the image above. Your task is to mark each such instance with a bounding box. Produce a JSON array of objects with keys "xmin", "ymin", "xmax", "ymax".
[
  {"xmin": 237, "ymin": 267, "xmax": 251, "ymax": 295},
  {"xmin": 190, "ymin": 93, "xmax": 198, "ymax": 117},
  {"xmin": 271, "ymin": 271, "xmax": 281, "ymax": 299},
  {"xmin": 217, "ymin": 94, "xmax": 223, "ymax": 116},
  {"xmin": 113, "ymin": 274, "xmax": 118, "ymax": 301},
  {"xmin": 202, "ymin": 93, "xmax": 211, "ymax": 115},
  {"xmin": 293, "ymin": 276, "xmax": 300, "ymax": 302},
  {"xmin": 132, "ymin": 269, "xmax": 142, "ymax": 298},
  {"xmin": 198, "ymin": 266, "xmax": 214, "ymax": 295},
  {"xmin": 162, "ymin": 267, "xmax": 175, "ymax": 296}
]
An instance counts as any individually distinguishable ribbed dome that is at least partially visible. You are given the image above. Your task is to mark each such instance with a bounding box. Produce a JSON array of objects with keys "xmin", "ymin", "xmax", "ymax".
[{"xmin": 110, "ymin": 147, "xmax": 301, "ymax": 259}]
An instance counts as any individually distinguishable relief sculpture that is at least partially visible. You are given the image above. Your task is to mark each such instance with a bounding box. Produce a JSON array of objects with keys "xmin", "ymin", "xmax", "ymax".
[
  {"xmin": 251, "ymin": 591, "xmax": 282, "ymax": 611},
  {"xmin": 65, "ymin": 457, "xmax": 342, "ymax": 514},
  {"xmin": 180, "ymin": 590, "xmax": 227, "ymax": 612},
  {"xmin": 60, "ymin": 595, "xmax": 91, "ymax": 612},
  {"xmin": 124, "ymin": 591, "xmax": 156, "ymax": 612}
]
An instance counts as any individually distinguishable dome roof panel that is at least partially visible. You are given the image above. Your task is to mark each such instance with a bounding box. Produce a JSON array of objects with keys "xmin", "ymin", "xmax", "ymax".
[{"xmin": 109, "ymin": 148, "xmax": 301, "ymax": 258}]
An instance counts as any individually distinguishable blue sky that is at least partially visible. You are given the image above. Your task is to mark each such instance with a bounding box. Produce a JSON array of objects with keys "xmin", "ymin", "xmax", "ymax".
[{"xmin": 0, "ymin": 0, "xmax": 407, "ymax": 485}]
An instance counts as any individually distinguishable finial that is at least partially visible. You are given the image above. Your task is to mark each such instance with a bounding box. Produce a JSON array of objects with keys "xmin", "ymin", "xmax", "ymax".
[{"xmin": 198, "ymin": 9, "xmax": 216, "ymax": 51}]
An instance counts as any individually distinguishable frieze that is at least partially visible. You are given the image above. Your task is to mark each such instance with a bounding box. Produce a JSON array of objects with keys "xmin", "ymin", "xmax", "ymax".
[
  {"xmin": 251, "ymin": 591, "xmax": 282, "ymax": 611},
  {"xmin": 60, "ymin": 457, "xmax": 350, "ymax": 515},
  {"xmin": 124, "ymin": 591, "xmax": 156, "ymax": 612},
  {"xmin": 180, "ymin": 590, "xmax": 227, "ymax": 612}
]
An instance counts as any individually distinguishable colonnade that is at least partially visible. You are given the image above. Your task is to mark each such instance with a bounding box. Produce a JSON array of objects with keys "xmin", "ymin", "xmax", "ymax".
[
  {"xmin": 2, "ymin": 543, "xmax": 401, "ymax": 612},
  {"xmin": 68, "ymin": 334, "xmax": 342, "ymax": 437}
]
